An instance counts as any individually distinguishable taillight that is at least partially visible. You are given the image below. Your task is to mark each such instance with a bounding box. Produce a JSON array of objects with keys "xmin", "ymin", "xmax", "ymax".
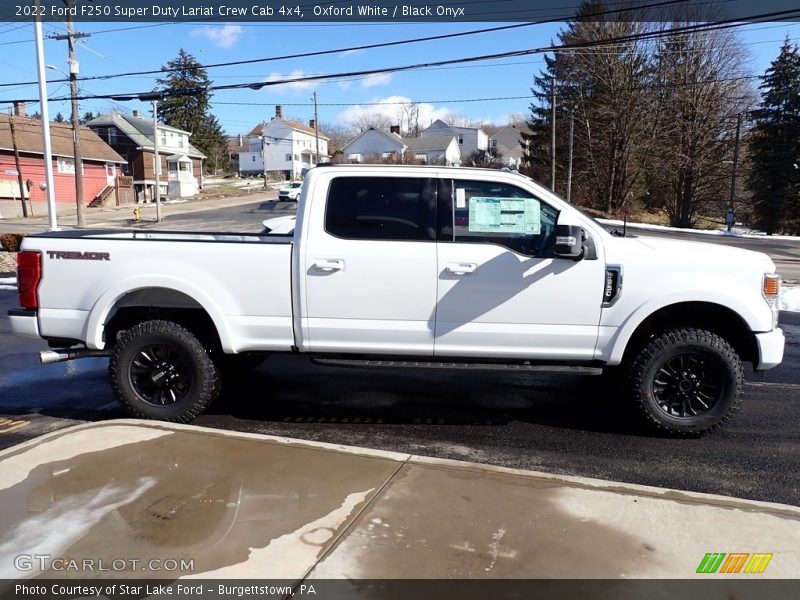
[{"xmin": 17, "ymin": 251, "xmax": 42, "ymax": 310}]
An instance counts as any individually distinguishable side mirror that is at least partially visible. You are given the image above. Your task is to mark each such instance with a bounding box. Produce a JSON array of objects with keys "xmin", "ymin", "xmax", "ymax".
[{"xmin": 554, "ymin": 224, "xmax": 584, "ymax": 260}]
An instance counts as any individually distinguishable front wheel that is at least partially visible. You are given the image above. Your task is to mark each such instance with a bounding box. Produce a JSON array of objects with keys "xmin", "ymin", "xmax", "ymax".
[
  {"xmin": 626, "ymin": 328, "xmax": 743, "ymax": 436},
  {"xmin": 109, "ymin": 319, "xmax": 220, "ymax": 423}
]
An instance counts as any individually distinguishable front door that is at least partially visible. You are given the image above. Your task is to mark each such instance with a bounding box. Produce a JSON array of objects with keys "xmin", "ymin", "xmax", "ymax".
[
  {"xmin": 434, "ymin": 178, "xmax": 604, "ymax": 360},
  {"xmin": 303, "ymin": 175, "xmax": 439, "ymax": 355}
]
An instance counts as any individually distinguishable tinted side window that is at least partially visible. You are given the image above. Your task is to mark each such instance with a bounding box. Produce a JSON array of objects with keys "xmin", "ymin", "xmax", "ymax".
[
  {"xmin": 452, "ymin": 179, "xmax": 559, "ymax": 257},
  {"xmin": 325, "ymin": 177, "xmax": 436, "ymax": 241}
]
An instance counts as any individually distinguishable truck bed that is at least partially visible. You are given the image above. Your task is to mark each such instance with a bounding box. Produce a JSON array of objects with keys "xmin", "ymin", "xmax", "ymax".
[{"xmin": 25, "ymin": 229, "xmax": 295, "ymax": 353}]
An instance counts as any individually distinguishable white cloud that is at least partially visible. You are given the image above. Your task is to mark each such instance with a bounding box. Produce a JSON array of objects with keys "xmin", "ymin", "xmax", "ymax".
[
  {"xmin": 264, "ymin": 70, "xmax": 318, "ymax": 93},
  {"xmin": 336, "ymin": 95, "xmax": 453, "ymax": 131},
  {"xmin": 360, "ymin": 73, "xmax": 392, "ymax": 89},
  {"xmin": 337, "ymin": 81, "xmax": 352, "ymax": 91},
  {"xmin": 191, "ymin": 25, "xmax": 244, "ymax": 49}
]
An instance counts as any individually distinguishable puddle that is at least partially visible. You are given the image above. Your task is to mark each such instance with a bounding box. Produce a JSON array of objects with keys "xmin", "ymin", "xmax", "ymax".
[{"xmin": 0, "ymin": 429, "xmax": 397, "ymax": 579}]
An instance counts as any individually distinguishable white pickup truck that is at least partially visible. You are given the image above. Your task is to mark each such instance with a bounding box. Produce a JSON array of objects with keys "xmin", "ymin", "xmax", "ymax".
[{"xmin": 9, "ymin": 165, "xmax": 785, "ymax": 435}]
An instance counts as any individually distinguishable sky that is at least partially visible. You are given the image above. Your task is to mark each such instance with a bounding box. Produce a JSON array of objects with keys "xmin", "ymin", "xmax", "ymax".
[{"xmin": 1, "ymin": 18, "xmax": 799, "ymax": 137}]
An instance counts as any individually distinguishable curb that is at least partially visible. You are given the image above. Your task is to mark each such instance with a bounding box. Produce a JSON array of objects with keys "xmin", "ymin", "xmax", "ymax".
[{"xmin": 4, "ymin": 418, "xmax": 798, "ymax": 518}]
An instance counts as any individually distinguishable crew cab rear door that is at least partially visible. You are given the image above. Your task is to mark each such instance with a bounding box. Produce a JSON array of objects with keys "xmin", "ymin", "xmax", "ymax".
[{"xmin": 300, "ymin": 173, "xmax": 438, "ymax": 355}]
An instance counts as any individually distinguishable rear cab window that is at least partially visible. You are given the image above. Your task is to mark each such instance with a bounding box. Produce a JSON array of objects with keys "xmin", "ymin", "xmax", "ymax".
[{"xmin": 324, "ymin": 176, "xmax": 436, "ymax": 242}]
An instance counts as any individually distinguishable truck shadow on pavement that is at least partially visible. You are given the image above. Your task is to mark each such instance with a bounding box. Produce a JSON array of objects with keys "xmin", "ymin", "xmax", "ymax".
[{"xmin": 213, "ymin": 357, "xmax": 645, "ymax": 437}]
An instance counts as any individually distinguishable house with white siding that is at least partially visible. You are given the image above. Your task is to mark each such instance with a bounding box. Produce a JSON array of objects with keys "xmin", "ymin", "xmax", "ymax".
[
  {"xmin": 420, "ymin": 119, "xmax": 488, "ymax": 159},
  {"xmin": 342, "ymin": 127, "xmax": 461, "ymax": 166},
  {"xmin": 237, "ymin": 106, "xmax": 329, "ymax": 179},
  {"xmin": 341, "ymin": 126, "xmax": 405, "ymax": 162}
]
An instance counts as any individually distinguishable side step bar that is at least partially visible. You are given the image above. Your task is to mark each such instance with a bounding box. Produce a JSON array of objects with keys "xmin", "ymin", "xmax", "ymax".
[
  {"xmin": 312, "ymin": 358, "xmax": 603, "ymax": 375},
  {"xmin": 40, "ymin": 349, "xmax": 110, "ymax": 364}
]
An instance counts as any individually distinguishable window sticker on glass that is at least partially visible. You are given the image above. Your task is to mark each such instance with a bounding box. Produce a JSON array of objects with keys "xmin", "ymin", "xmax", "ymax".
[{"xmin": 468, "ymin": 197, "xmax": 541, "ymax": 234}]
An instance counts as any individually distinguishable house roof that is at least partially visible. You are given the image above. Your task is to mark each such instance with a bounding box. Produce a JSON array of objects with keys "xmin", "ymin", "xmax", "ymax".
[
  {"xmin": 86, "ymin": 112, "xmax": 206, "ymax": 159},
  {"xmin": 249, "ymin": 118, "xmax": 329, "ymax": 140},
  {"xmin": 341, "ymin": 127, "xmax": 404, "ymax": 153},
  {"xmin": 424, "ymin": 119, "xmax": 484, "ymax": 134},
  {"xmin": 404, "ymin": 135, "xmax": 457, "ymax": 153},
  {"xmin": 0, "ymin": 114, "xmax": 126, "ymax": 164}
]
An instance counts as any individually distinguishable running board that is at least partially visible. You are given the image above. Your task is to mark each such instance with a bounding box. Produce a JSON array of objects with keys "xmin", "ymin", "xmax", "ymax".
[{"xmin": 312, "ymin": 358, "xmax": 603, "ymax": 374}]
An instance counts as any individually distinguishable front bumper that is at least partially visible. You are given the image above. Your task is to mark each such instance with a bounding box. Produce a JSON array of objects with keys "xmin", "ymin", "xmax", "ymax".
[
  {"xmin": 754, "ymin": 328, "xmax": 785, "ymax": 370},
  {"xmin": 8, "ymin": 309, "xmax": 41, "ymax": 339}
]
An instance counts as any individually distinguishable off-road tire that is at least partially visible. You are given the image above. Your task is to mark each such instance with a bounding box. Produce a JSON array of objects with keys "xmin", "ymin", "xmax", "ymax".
[
  {"xmin": 109, "ymin": 319, "xmax": 220, "ymax": 423},
  {"xmin": 626, "ymin": 328, "xmax": 743, "ymax": 437}
]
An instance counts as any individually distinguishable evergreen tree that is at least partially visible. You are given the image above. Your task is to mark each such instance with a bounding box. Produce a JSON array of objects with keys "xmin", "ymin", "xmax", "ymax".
[
  {"xmin": 521, "ymin": 1, "xmax": 655, "ymax": 213},
  {"xmin": 748, "ymin": 38, "xmax": 800, "ymax": 234},
  {"xmin": 155, "ymin": 49, "xmax": 229, "ymax": 173},
  {"xmin": 53, "ymin": 112, "xmax": 66, "ymax": 123}
]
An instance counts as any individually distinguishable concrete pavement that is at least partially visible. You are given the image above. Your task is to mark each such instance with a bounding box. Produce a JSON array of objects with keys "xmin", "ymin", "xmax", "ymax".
[{"xmin": 0, "ymin": 420, "xmax": 797, "ymax": 580}]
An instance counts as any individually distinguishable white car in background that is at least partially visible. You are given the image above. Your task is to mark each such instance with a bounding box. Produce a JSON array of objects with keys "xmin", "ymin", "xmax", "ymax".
[{"xmin": 278, "ymin": 181, "xmax": 303, "ymax": 201}]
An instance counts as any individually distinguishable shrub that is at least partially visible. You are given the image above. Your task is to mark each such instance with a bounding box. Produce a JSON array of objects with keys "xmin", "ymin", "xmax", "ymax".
[{"xmin": 0, "ymin": 233, "xmax": 25, "ymax": 252}]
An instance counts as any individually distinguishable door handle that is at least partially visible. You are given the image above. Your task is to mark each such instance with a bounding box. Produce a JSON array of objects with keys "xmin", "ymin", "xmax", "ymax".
[
  {"xmin": 313, "ymin": 259, "xmax": 345, "ymax": 272},
  {"xmin": 445, "ymin": 262, "xmax": 477, "ymax": 275}
]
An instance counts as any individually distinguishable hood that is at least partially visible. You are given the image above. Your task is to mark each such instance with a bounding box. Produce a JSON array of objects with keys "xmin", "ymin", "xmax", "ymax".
[
  {"xmin": 262, "ymin": 215, "xmax": 296, "ymax": 234},
  {"xmin": 618, "ymin": 235, "xmax": 776, "ymax": 272}
]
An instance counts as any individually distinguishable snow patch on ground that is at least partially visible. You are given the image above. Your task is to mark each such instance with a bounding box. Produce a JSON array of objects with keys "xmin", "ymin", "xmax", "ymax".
[
  {"xmin": 598, "ymin": 218, "xmax": 800, "ymax": 241},
  {"xmin": 780, "ymin": 285, "xmax": 800, "ymax": 312}
]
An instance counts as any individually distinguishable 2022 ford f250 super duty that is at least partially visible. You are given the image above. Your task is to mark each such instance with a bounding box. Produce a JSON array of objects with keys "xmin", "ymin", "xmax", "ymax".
[{"xmin": 9, "ymin": 165, "xmax": 785, "ymax": 435}]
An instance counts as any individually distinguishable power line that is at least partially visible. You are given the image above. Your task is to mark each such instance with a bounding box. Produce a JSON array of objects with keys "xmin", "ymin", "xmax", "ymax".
[
  {"xmin": 6, "ymin": 7, "xmax": 798, "ymax": 106},
  {"xmin": 0, "ymin": 0, "xmax": 690, "ymax": 89}
]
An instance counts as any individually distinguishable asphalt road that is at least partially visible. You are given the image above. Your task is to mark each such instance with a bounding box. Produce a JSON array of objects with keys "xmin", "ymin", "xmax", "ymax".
[
  {"xmin": 623, "ymin": 225, "xmax": 800, "ymax": 281},
  {"xmin": 1, "ymin": 286, "xmax": 798, "ymax": 506}
]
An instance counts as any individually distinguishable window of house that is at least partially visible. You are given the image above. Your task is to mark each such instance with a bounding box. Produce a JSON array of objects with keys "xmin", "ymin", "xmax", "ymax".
[
  {"xmin": 285, "ymin": 154, "xmax": 292, "ymax": 161},
  {"xmin": 492, "ymin": 139, "xmax": 498, "ymax": 147},
  {"xmin": 57, "ymin": 158, "xmax": 75, "ymax": 174},
  {"xmin": 458, "ymin": 135, "xmax": 464, "ymax": 145},
  {"xmin": 168, "ymin": 162, "xmax": 178, "ymax": 172},
  {"xmin": 108, "ymin": 128, "xmax": 117, "ymax": 144},
  {"xmin": 325, "ymin": 176, "xmax": 436, "ymax": 242},
  {"xmin": 179, "ymin": 162, "xmax": 190, "ymax": 172},
  {"xmin": 294, "ymin": 154, "xmax": 300, "ymax": 161},
  {"xmin": 450, "ymin": 179, "xmax": 559, "ymax": 258}
]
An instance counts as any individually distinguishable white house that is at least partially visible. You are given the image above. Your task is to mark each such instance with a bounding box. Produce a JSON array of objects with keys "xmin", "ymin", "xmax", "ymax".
[
  {"xmin": 488, "ymin": 125, "xmax": 530, "ymax": 169},
  {"xmin": 404, "ymin": 136, "xmax": 461, "ymax": 165},
  {"xmin": 238, "ymin": 106, "xmax": 329, "ymax": 179},
  {"xmin": 420, "ymin": 119, "xmax": 488, "ymax": 159},
  {"xmin": 341, "ymin": 127, "xmax": 405, "ymax": 162},
  {"xmin": 342, "ymin": 127, "xmax": 461, "ymax": 166}
]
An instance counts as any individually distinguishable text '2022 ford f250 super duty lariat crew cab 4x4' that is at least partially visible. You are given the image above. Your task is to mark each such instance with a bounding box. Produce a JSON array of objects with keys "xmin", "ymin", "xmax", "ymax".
[{"xmin": 9, "ymin": 165, "xmax": 785, "ymax": 435}]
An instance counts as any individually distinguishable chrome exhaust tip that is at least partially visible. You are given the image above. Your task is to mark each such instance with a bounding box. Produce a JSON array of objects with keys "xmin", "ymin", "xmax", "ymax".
[{"xmin": 40, "ymin": 349, "xmax": 110, "ymax": 364}]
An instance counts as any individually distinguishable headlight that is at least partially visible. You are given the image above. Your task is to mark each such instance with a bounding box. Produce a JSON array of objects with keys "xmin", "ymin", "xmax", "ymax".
[{"xmin": 762, "ymin": 273, "xmax": 782, "ymax": 329}]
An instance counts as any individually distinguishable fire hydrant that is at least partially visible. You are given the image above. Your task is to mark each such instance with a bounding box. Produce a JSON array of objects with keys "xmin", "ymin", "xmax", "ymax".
[{"xmin": 133, "ymin": 206, "xmax": 141, "ymax": 221}]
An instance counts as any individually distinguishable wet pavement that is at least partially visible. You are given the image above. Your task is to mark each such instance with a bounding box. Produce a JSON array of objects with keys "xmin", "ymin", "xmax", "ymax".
[{"xmin": 0, "ymin": 421, "xmax": 798, "ymax": 581}]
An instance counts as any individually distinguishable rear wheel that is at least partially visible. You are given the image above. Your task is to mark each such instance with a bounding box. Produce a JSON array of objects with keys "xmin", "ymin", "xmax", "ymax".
[
  {"xmin": 109, "ymin": 319, "xmax": 220, "ymax": 422},
  {"xmin": 626, "ymin": 328, "xmax": 743, "ymax": 436}
]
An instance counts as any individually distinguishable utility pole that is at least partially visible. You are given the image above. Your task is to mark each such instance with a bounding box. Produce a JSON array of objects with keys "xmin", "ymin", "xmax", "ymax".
[
  {"xmin": 312, "ymin": 91, "xmax": 320, "ymax": 166},
  {"xmin": 550, "ymin": 77, "xmax": 556, "ymax": 192},
  {"xmin": 152, "ymin": 100, "xmax": 162, "ymax": 223},
  {"xmin": 8, "ymin": 115, "xmax": 29, "ymax": 217},
  {"xmin": 261, "ymin": 131, "xmax": 268, "ymax": 190},
  {"xmin": 34, "ymin": 0, "xmax": 58, "ymax": 231},
  {"xmin": 727, "ymin": 112, "xmax": 742, "ymax": 232},
  {"xmin": 53, "ymin": 1, "xmax": 90, "ymax": 227},
  {"xmin": 566, "ymin": 110, "xmax": 574, "ymax": 203}
]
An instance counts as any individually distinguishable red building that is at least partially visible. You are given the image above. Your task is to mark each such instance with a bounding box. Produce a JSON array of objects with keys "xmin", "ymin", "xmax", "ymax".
[{"xmin": 0, "ymin": 108, "xmax": 126, "ymax": 217}]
